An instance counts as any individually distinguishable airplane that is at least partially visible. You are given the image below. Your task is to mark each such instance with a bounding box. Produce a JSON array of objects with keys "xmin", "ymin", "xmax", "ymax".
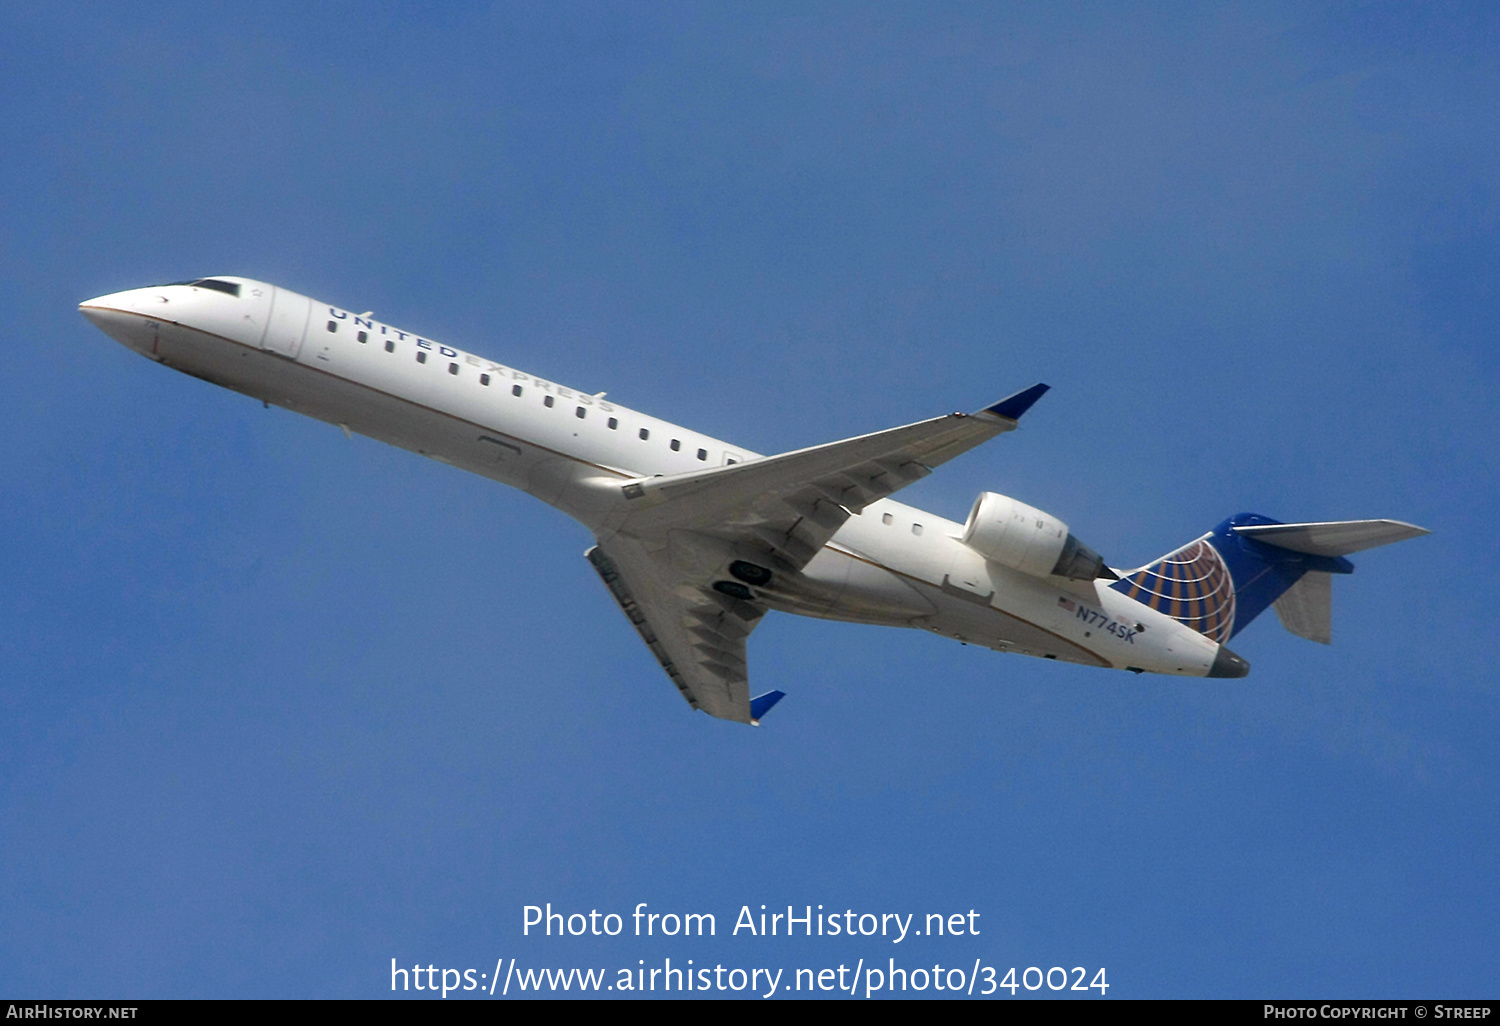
[{"xmin": 79, "ymin": 277, "xmax": 1429, "ymax": 725}]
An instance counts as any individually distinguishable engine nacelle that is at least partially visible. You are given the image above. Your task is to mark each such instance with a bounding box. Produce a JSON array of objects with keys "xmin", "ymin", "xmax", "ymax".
[{"xmin": 960, "ymin": 492, "xmax": 1110, "ymax": 581}]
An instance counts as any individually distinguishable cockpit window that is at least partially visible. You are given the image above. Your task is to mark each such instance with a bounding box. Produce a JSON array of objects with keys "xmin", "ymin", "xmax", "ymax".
[{"xmin": 162, "ymin": 278, "xmax": 241, "ymax": 297}]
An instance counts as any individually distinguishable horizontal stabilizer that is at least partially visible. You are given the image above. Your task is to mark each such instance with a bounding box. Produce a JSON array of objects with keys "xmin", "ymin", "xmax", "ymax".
[
  {"xmin": 1272, "ymin": 571, "xmax": 1332, "ymax": 644},
  {"xmin": 1233, "ymin": 519, "xmax": 1429, "ymax": 557}
]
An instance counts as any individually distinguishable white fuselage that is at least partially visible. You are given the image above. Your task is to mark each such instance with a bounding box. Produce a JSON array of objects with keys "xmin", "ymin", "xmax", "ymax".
[{"xmin": 80, "ymin": 278, "xmax": 1222, "ymax": 678}]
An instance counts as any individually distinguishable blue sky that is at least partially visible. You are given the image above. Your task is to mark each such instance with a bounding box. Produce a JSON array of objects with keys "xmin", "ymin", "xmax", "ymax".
[{"xmin": 2, "ymin": 1, "xmax": 1496, "ymax": 999}]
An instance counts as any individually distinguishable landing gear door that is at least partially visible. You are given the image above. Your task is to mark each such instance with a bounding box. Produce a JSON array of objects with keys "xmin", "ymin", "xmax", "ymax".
[{"xmin": 261, "ymin": 286, "xmax": 310, "ymax": 359}]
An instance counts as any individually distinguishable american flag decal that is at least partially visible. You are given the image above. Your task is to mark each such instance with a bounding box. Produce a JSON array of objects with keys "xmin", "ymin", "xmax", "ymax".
[{"xmin": 1058, "ymin": 597, "xmax": 1076, "ymax": 612}]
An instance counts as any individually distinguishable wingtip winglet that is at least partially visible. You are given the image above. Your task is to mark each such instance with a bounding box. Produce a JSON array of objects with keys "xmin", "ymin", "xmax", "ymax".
[
  {"xmin": 748, "ymin": 689, "xmax": 786, "ymax": 725},
  {"xmin": 985, "ymin": 383, "xmax": 1050, "ymax": 421}
]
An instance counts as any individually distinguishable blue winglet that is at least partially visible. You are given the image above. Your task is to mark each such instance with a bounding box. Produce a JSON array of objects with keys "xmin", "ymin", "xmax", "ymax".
[
  {"xmin": 985, "ymin": 383, "xmax": 1050, "ymax": 421},
  {"xmin": 749, "ymin": 690, "xmax": 786, "ymax": 724}
]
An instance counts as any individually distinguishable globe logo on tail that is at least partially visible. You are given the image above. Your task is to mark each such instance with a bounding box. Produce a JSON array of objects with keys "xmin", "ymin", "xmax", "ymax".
[{"xmin": 1114, "ymin": 536, "xmax": 1236, "ymax": 643}]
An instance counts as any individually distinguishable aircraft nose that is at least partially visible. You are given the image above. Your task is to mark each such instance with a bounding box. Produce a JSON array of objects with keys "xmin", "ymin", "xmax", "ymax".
[
  {"xmin": 80, "ymin": 289, "xmax": 163, "ymax": 349},
  {"xmin": 78, "ymin": 299, "xmax": 113, "ymax": 329}
]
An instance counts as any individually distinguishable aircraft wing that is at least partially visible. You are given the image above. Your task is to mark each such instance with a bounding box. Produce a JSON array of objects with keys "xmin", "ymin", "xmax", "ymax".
[
  {"xmin": 607, "ymin": 384, "xmax": 1050, "ymax": 572},
  {"xmin": 586, "ymin": 386, "xmax": 1049, "ymax": 723},
  {"xmin": 586, "ymin": 539, "xmax": 764, "ymax": 723}
]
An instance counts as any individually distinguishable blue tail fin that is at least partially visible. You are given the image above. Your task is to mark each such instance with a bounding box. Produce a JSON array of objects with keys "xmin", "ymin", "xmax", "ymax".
[{"xmin": 1110, "ymin": 514, "xmax": 1355, "ymax": 642}]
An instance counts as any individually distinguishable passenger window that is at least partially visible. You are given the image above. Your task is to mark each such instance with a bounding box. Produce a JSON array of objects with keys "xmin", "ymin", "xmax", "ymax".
[
  {"xmin": 480, "ymin": 374, "xmax": 490, "ymax": 386},
  {"xmin": 670, "ymin": 439, "xmax": 681, "ymax": 451},
  {"xmin": 696, "ymin": 448, "xmax": 707, "ymax": 461},
  {"xmin": 882, "ymin": 513, "xmax": 893, "ymax": 525},
  {"xmin": 575, "ymin": 407, "xmax": 586, "ymax": 419},
  {"xmin": 607, "ymin": 417, "xmax": 618, "ymax": 430},
  {"xmin": 639, "ymin": 428, "xmax": 650, "ymax": 440},
  {"xmin": 912, "ymin": 524, "xmax": 923, "ymax": 536},
  {"xmin": 384, "ymin": 340, "xmax": 395, "ymax": 353},
  {"xmin": 449, "ymin": 362, "xmax": 459, "ymax": 375},
  {"xmin": 326, "ymin": 321, "xmax": 337, "ymax": 333},
  {"xmin": 416, "ymin": 351, "xmax": 427, "ymax": 364},
  {"xmin": 357, "ymin": 330, "xmax": 368, "ymax": 343},
  {"xmin": 544, "ymin": 395, "xmax": 554, "ymax": 408},
  {"xmin": 512, "ymin": 385, "xmax": 523, "ymax": 397}
]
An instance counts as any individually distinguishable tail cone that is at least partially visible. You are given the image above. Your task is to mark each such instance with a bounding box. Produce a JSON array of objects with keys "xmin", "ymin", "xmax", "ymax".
[{"xmin": 1207, "ymin": 646, "xmax": 1250, "ymax": 678}]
